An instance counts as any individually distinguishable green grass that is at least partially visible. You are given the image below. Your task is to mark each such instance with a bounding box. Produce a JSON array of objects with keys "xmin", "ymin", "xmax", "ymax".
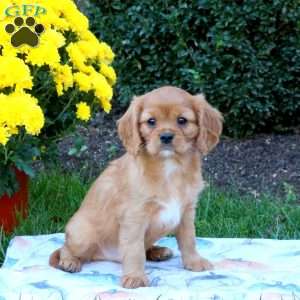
[
  {"xmin": 195, "ymin": 185, "xmax": 300, "ymax": 239},
  {"xmin": 1, "ymin": 170, "xmax": 300, "ymax": 264},
  {"xmin": 0, "ymin": 171, "xmax": 89, "ymax": 264}
]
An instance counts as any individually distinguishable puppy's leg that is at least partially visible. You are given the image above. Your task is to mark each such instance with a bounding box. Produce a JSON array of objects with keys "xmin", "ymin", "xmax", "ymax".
[
  {"xmin": 119, "ymin": 216, "xmax": 149, "ymax": 289},
  {"xmin": 176, "ymin": 204, "xmax": 213, "ymax": 271},
  {"xmin": 146, "ymin": 246, "xmax": 173, "ymax": 262},
  {"xmin": 53, "ymin": 217, "xmax": 98, "ymax": 273}
]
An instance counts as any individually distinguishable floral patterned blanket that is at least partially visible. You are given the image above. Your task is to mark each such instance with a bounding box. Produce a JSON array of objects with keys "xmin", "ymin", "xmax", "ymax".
[{"xmin": 0, "ymin": 234, "xmax": 299, "ymax": 300}]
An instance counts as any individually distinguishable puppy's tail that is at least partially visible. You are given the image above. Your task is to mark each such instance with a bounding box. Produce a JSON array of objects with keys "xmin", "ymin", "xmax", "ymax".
[{"xmin": 49, "ymin": 248, "xmax": 61, "ymax": 268}]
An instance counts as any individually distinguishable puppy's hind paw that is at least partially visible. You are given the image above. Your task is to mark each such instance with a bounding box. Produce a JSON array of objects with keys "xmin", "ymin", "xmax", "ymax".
[
  {"xmin": 146, "ymin": 246, "xmax": 173, "ymax": 262},
  {"xmin": 122, "ymin": 274, "xmax": 149, "ymax": 289},
  {"xmin": 58, "ymin": 256, "xmax": 82, "ymax": 273}
]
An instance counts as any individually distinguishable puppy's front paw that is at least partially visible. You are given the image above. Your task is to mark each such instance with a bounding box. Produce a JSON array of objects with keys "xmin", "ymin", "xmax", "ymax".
[
  {"xmin": 122, "ymin": 274, "xmax": 149, "ymax": 289},
  {"xmin": 184, "ymin": 256, "xmax": 214, "ymax": 272}
]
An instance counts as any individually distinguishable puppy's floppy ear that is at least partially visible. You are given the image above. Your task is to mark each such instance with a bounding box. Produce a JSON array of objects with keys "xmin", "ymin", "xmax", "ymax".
[
  {"xmin": 117, "ymin": 96, "xmax": 142, "ymax": 155},
  {"xmin": 193, "ymin": 94, "xmax": 223, "ymax": 155}
]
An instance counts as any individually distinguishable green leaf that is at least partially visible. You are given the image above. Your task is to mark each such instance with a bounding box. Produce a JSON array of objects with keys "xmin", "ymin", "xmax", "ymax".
[
  {"xmin": 14, "ymin": 160, "xmax": 35, "ymax": 178},
  {"xmin": 68, "ymin": 148, "xmax": 77, "ymax": 156}
]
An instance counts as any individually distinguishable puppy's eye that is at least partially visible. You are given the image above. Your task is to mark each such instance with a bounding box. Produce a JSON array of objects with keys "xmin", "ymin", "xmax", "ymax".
[
  {"xmin": 177, "ymin": 117, "xmax": 188, "ymax": 126},
  {"xmin": 147, "ymin": 118, "xmax": 156, "ymax": 127}
]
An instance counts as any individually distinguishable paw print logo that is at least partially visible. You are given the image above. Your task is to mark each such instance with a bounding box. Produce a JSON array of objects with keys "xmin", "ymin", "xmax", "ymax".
[{"xmin": 5, "ymin": 16, "xmax": 44, "ymax": 47}]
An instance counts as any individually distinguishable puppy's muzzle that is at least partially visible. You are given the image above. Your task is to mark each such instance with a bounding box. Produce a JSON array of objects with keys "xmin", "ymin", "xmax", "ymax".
[{"xmin": 160, "ymin": 132, "xmax": 174, "ymax": 145}]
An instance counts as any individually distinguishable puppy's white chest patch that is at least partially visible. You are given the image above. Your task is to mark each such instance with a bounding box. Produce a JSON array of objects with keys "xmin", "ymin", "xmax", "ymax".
[
  {"xmin": 159, "ymin": 199, "xmax": 181, "ymax": 228},
  {"xmin": 164, "ymin": 159, "xmax": 178, "ymax": 178}
]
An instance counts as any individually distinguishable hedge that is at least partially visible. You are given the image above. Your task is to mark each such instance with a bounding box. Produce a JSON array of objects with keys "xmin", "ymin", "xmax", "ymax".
[{"xmin": 88, "ymin": 0, "xmax": 300, "ymax": 137}]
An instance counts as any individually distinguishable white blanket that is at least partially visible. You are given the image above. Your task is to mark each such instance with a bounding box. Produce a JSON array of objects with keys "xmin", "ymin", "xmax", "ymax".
[{"xmin": 0, "ymin": 234, "xmax": 300, "ymax": 299}]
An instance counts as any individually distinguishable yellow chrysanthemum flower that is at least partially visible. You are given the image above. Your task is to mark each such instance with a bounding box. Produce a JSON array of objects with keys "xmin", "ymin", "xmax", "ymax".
[
  {"xmin": 66, "ymin": 42, "xmax": 89, "ymax": 72},
  {"xmin": 100, "ymin": 99, "xmax": 112, "ymax": 114},
  {"xmin": 0, "ymin": 56, "xmax": 33, "ymax": 90},
  {"xmin": 74, "ymin": 72, "xmax": 92, "ymax": 92},
  {"xmin": 97, "ymin": 42, "xmax": 115, "ymax": 64},
  {"xmin": 0, "ymin": 126, "xmax": 10, "ymax": 146},
  {"xmin": 40, "ymin": 29, "xmax": 66, "ymax": 49},
  {"xmin": 76, "ymin": 102, "xmax": 91, "ymax": 121},
  {"xmin": 51, "ymin": 64, "xmax": 74, "ymax": 96},
  {"xmin": 76, "ymin": 40, "xmax": 98, "ymax": 60},
  {"xmin": 0, "ymin": 92, "xmax": 44, "ymax": 138},
  {"xmin": 26, "ymin": 44, "xmax": 60, "ymax": 67},
  {"xmin": 100, "ymin": 63, "xmax": 117, "ymax": 86}
]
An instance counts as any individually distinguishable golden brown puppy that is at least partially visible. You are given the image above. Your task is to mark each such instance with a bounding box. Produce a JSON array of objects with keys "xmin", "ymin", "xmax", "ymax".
[{"xmin": 49, "ymin": 86, "xmax": 223, "ymax": 289}]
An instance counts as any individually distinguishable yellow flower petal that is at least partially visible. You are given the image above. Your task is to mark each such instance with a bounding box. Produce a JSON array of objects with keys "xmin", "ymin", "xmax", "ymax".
[{"xmin": 76, "ymin": 101, "xmax": 91, "ymax": 121}]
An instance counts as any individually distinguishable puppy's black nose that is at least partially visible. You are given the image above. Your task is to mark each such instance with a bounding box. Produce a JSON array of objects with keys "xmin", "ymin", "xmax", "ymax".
[{"xmin": 160, "ymin": 132, "xmax": 174, "ymax": 144}]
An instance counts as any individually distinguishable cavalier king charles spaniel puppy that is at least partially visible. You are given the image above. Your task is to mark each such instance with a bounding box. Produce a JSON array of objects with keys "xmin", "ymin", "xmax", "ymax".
[{"xmin": 49, "ymin": 86, "xmax": 223, "ymax": 289}]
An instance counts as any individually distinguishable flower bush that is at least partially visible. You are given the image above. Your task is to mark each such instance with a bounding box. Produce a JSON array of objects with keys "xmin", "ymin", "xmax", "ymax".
[{"xmin": 0, "ymin": 0, "xmax": 116, "ymax": 196}]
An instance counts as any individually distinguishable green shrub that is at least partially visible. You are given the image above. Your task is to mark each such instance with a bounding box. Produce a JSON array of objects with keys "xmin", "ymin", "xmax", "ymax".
[{"xmin": 88, "ymin": 0, "xmax": 300, "ymax": 137}]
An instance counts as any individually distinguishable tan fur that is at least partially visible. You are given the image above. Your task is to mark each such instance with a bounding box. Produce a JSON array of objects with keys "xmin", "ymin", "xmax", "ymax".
[
  {"xmin": 193, "ymin": 94, "xmax": 223, "ymax": 155},
  {"xmin": 49, "ymin": 86, "xmax": 223, "ymax": 289}
]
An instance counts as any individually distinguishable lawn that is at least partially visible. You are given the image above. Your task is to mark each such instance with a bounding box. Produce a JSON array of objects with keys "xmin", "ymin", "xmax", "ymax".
[{"xmin": 1, "ymin": 170, "xmax": 300, "ymax": 265}]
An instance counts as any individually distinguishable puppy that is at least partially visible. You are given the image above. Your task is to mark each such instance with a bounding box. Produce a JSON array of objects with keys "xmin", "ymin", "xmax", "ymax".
[{"xmin": 49, "ymin": 86, "xmax": 223, "ymax": 289}]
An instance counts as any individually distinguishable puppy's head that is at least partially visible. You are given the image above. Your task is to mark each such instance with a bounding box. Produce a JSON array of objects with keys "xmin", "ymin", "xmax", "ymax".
[{"xmin": 118, "ymin": 86, "xmax": 223, "ymax": 157}]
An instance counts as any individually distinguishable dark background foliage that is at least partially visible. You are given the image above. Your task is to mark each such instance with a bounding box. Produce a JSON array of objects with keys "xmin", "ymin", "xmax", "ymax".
[{"xmin": 88, "ymin": 0, "xmax": 300, "ymax": 137}]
